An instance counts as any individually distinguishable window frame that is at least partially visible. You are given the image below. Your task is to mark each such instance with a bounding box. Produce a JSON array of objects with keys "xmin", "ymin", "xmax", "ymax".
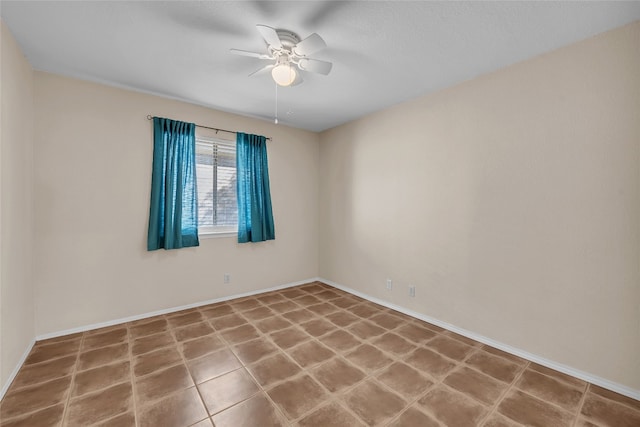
[{"xmin": 195, "ymin": 134, "xmax": 237, "ymax": 238}]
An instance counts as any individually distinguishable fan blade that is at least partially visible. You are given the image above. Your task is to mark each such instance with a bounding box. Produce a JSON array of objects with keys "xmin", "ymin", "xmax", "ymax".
[
  {"xmin": 248, "ymin": 64, "xmax": 275, "ymax": 77},
  {"xmin": 256, "ymin": 24, "xmax": 282, "ymax": 49},
  {"xmin": 230, "ymin": 49, "xmax": 272, "ymax": 60},
  {"xmin": 293, "ymin": 33, "xmax": 326, "ymax": 56},
  {"xmin": 298, "ymin": 58, "xmax": 332, "ymax": 75}
]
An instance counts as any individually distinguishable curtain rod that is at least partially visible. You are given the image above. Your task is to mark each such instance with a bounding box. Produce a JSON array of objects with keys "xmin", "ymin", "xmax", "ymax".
[{"xmin": 146, "ymin": 115, "xmax": 271, "ymax": 141}]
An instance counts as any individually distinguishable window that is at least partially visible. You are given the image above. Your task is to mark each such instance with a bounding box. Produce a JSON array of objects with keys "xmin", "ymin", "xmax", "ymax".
[{"xmin": 195, "ymin": 135, "xmax": 237, "ymax": 235}]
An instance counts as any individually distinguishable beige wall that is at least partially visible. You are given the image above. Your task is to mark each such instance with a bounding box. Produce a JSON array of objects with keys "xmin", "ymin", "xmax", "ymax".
[
  {"xmin": 33, "ymin": 73, "xmax": 319, "ymax": 335},
  {"xmin": 0, "ymin": 21, "xmax": 35, "ymax": 387},
  {"xmin": 319, "ymin": 22, "xmax": 640, "ymax": 390}
]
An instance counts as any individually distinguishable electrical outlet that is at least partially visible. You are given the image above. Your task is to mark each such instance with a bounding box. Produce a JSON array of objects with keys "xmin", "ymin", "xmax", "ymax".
[
  {"xmin": 409, "ymin": 286, "xmax": 416, "ymax": 297},
  {"xmin": 386, "ymin": 279, "xmax": 393, "ymax": 291},
  {"xmin": 224, "ymin": 273, "xmax": 230, "ymax": 284}
]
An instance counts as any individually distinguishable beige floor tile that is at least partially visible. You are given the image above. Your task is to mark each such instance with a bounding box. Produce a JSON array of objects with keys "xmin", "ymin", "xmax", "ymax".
[
  {"xmin": 198, "ymin": 368, "xmax": 259, "ymax": 415},
  {"xmin": 81, "ymin": 328, "xmax": 128, "ymax": 351},
  {"xmin": 344, "ymin": 344, "xmax": 394, "ymax": 374},
  {"xmin": 369, "ymin": 313, "xmax": 405, "ymax": 330},
  {"xmin": 135, "ymin": 364, "xmax": 194, "ymax": 402},
  {"xmin": 211, "ymin": 393, "xmax": 285, "ymax": 427},
  {"xmin": 465, "ymin": 350, "xmax": 522, "ymax": 383},
  {"xmin": 137, "ymin": 386, "xmax": 208, "ymax": 427},
  {"xmin": 294, "ymin": 294, "xmax": 323, "ymax": 306},
  {"xmin": 242, "ymin": 306, "xmax": 275, "ymax": 321},
  {"xmin": 180, "ymin": 334, "xmax": 226, "ymax": 360},
  {"xmin": 588, "ymin": 384, "xmax": 640, "ymax": 411},
  {"xmin": 247, "ymin": 353, "xmax": 302, "ymax": 387},
  {"xmin": 72, "ymin": 360, "xmax": 130, "ymax": 397},
  {"xmin": 343, "ymin": 379, "xmax": 407, "ymax": 426},
  {"xmin": 497, "ymin": 389, "xmax": 574, "ymax": 426},
  {"xmin": 268, "ymin": 300, "xmax": 300, "ymax": 314},
  {"xmin": 24, "ymin": 339, "xmax": 81, "ymax": 365},
  {"xmin": 580, "ymin": 393, "xmax": 640, "ymax": 427},
  {"xmin": 388, "ymin": 406, "xmax": 440, "ymax": 427},
  {"xmin": 166, "ymin": 311, "xmax": 205, "ymax": 328},
  {"xmin": 425, "ymin": 335, "xmax": 474, "ymax": 361},
  {"xmin": 418, "ymin": 385, "xmax": 488, "ymax": 426},
  {"xmin": 347, "ymin": 320, "xmax": 386, "ymax": 340},
  {"xmin": 256, "ymin": 293, "xmax": 287, "ymax": 305},
  {"xmin": 129, "ymin": 318, "xmax": 168, "ymax": 339},
  {"xmin": 443, "ymin": 366, "xmax": 508, "ymax": 406},
  {"xmin": 317, "ymin": 330, "xmax": 362, "ymax": 353},
  {"xmin": 10, "ymin": 355, "xmax": 77, "ymax": 390},
  {"xmin": 376, "ymin": 362, "xmax": 435, "ymax": 399},
  {"xmin": 267, "ymin": 374, "xmax": 328, "ymax": 420},
  {"xmin": 270, "ymin": 327, "xmax": 311, "ymax": 349},
  {"xmin": 232, "ymin": 337, "xmax": 278, "ymax": 365},
  {"xmin": 298, "ymin": 402, "xmax": 365, "ymax": 427},
  {"xmin": 0, "ymin": 403, "xmax": 65, "ymax": 427},
  {"xmin": 1, "ymin": 376, "xmax": 71, "ymax": 420},
  {"xmin": 298, "ymin": 318, "xmax": 337, "ymax": 337},
  {"xmin": 306, "ymin": 302, "xmax": 340, "ymax": 316},
  {"xmin": 65, "ymin": 382, "xmax": 133, "ymax": 425},
  {"xmin": 394, "ymin": 323, "xmax": 438, "ymax": 343},
  {"xmin": 78, "ymin": 342, "xmax": 129, "ymax": 372},
  {"xmin": 287, "ymin": 340, "xmax": 335, "ymax": 368},
  {"xmin": 173, "ymin": 321, "xmax": 215, "ymax": 342},
  {"xmin": 254, "ymin": 315, "xmax": 292, "ymax": 333},
  {"xmin": 371, "ymin": 332, "xmax": 416, "ymax": 356},
  {"xmin": 96, "ymin": 411, "xmax": 137, "ymax": 427},
  {"xmin": 331, "ymin": 297, "xmax": 362, "ymax": 310},
  {"xmin": 281, "ymin": 308, "xmax": 316, "ymax": 323},
  {"xmin": 132, "ymin": 346, "xmax": 182, "ymax": 377},
  {"xmin": 200, "ymin": 303, "xmax": 234, "ymax": 319},
  {"xmin": 325, "ymin": 310, "xmax": 360, "ymax": 327},
  {"xmin": 187, "ymin": 349, "xmax": 242, "ymax": 384},
  {"xmin": 209, "ymin": 313, "xmax": 247, "ymax": 330},
  {"xmin": 528, "ymin": 362, "xmax": 587, "ymax": 390},
  {"xmin": 404, "ymin": 347, "xmax": 457, "ymax": 379},
  {"xmin": 218, "ymin": 324, "xmax": 261, "ymax": 345},
  {"xmin": 516, "ymin": 369, "xmax": 584, "ymax": 412},
  {"xmin": 311, "ymin": 357, "xmax": 366, "ymax": 392},
  {"xmin": 483, "ymin": 412, "xmax": 524, "ymax": 426},
  {"xmin": 131, "ymin": 331, "xmax": 175, "ymax": 356},
  {"xmin": 481, "ymin": 344, "xmax": 528, "ymax": 365}
]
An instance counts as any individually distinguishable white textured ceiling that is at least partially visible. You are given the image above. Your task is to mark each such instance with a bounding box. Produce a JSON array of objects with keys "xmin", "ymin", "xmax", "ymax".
[{"xmin": 2, "ymin": 1, "xmax": 639, "ymax": 132}]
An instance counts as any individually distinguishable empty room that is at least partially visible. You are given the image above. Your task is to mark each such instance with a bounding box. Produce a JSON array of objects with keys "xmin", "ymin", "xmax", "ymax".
[{"xmin": 1, "ymin": 1, "xmax": 639, "ymax": 426}]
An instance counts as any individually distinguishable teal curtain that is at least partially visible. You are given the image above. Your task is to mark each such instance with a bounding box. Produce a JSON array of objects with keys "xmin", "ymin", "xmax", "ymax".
[
  {"xmin": 147, "ymin": 117, "xmax": 199, "ymax": 250},
  {"xmin": 236, "ymin": 132, "xmax": 275, "ymax": 243}
]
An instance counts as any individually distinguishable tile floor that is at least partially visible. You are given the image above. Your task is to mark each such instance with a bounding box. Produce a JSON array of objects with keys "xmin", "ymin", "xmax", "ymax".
[{"xmin": 1, "ymin": 281, "xmax": 639, "ymax": 426}]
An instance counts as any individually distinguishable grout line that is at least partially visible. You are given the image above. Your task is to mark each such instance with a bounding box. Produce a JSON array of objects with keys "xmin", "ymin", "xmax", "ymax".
[
  {"xmin": 126, "ymin": 323, "xmax": 140, "ymax": 427},
  {"xmin": 203, "ymin": 304, "xmax": 293, "ymax": 425},
  {"xmin": 168, "ymin": 313, "xmax": 215, "ymax": 426},
  {"xmin": 476, "ymin": 358, "xmax": 530, "ymax": 426},
  {"xmin": 59, "ymin": 331, "xmax": 85, "ymax": 425},
  {"xmin": 571, "ymin": 383, "xmax": 591, "ymax": 427}
]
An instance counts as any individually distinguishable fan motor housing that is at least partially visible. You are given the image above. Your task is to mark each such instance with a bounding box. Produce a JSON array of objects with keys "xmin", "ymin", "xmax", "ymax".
[{"xmin": 275, "ymin": 29, "xmax": 301, "ymax": 48}]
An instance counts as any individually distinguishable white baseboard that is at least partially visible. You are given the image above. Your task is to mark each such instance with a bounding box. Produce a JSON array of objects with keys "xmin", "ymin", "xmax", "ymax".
[
  {"xmin": 3, "ymin": 277, "xmax": 320, "ymax": 399},
  {"xmin": 1, "ymin": 338, "xmax": 36, "ymax": 400},
  {"xmin": 36, "ymin": 277, "xmax": 320, "ymax": 341},
  {"xmin": 24, "ymin": 275, "xmax": 639, "ymax": 401},
  {"xmin": 320, "ymin": 277, "xmax": 640, "ymax": 401}
]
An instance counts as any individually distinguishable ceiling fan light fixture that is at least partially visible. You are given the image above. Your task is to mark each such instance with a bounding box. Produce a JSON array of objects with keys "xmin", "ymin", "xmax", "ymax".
[{"xmin": 271, "ymin": 62, "xmax": 297, "ymax": 86}]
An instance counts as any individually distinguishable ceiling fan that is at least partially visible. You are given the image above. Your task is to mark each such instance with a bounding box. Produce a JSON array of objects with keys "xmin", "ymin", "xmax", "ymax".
[{"xmin": 230, "ymin": 25, "xmax": 333, "ymax": 87}]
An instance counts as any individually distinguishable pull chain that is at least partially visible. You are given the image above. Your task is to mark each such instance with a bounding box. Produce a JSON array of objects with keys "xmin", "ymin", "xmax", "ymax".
[{"xmin": 274, "ymin": 82, "xmax": 279, "ymax": 124}]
